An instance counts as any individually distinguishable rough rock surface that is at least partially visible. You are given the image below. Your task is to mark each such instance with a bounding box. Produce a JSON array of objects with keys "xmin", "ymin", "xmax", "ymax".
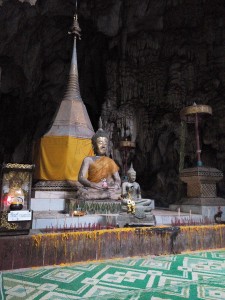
[{"xmin": 0, "ymin": 0, "xmax": 225, "ymax": 206}]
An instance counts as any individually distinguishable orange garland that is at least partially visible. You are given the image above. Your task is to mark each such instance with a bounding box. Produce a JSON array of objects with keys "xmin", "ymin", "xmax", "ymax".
[
  {"xmin": 32, "ymin": 225, "xmax": 225, "ymax": 244},
  {"xmin": 31, "ymin": 225, "xmax": 225, "ymax": 263}
]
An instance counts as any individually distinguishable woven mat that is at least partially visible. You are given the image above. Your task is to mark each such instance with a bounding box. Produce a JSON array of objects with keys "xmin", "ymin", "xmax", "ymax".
[{"xmin": 1, "ymin": 249, "xmax": 225, "ymax": 299}]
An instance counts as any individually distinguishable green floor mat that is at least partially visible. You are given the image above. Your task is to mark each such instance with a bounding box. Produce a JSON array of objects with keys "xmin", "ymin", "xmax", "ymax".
[{"xmin": 1, "ymin": 250, "xmax": 225, "ymax": 299}]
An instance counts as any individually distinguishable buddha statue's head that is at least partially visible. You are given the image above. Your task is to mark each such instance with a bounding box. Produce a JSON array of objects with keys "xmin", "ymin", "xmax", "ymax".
[
  {"xmin": 92, "ymin": 118, "xmax": 109, "ymax": 156},
  {"xmin": 127, "ymin": 164, "xmax": 136, "ymax": 183}
]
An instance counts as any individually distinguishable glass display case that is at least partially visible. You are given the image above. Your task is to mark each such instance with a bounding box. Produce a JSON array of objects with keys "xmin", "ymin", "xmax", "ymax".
[
  {"xmin": 1, "ymin": 163, "xmax": 34, "ymax": 211},
  {"xmin": 0, "ymin": 163, "xmax": 34, "ymax": 235}
]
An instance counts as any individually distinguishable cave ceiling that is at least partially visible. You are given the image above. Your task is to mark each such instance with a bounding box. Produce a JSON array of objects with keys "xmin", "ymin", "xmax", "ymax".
[{"xmin": 0, "ymin": 0, "xmax": 225, "ymax": 205}]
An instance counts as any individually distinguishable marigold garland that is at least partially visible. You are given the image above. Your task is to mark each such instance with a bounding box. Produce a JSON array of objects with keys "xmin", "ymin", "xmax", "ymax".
[{"xmin": 31, "ymin": 225, "xmax": 225, "ymax": 246}]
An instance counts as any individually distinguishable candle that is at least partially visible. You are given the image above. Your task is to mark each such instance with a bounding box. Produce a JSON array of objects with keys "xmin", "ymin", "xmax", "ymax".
[{"xmin": 178, "ymin": 208, "xmax": 180, "ymax": 218}]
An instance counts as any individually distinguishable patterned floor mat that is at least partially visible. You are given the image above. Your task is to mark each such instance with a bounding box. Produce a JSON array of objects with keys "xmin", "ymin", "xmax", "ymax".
[{"xmin": 1, "ymin": 250, "xmax": 225, "ymax": 299}]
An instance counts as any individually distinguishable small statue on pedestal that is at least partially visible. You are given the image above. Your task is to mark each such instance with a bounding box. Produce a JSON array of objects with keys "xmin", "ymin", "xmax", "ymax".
[
  {"xmin": 8, "ymin": 177, "xmax": 24, "ymax": 210},
  {"xmin": 121, "ymin": 164, "xmax": 153, "ymax": 219}
]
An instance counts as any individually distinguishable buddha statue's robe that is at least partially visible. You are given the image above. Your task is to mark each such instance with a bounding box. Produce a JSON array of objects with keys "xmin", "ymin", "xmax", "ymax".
[{"xmin": 88, "ymin": 156, "xmax": 119, "ymax": 183}]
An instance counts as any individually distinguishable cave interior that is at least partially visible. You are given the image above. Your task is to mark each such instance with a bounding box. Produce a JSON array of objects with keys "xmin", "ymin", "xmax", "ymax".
[{"xmin": 1, "ymin": 0, "xmax": 225, "ymax": 207}]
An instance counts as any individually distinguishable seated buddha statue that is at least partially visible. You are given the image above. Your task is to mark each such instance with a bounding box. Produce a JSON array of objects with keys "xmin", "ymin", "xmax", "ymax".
[
  {"xmin": 77, "ymin": 121, "xmax": 121, "ymax": 200},
  {"xmin": 121, "ymin": 164, "xmax": 152, "ymax": 217},
  {"xmin": 7, "ymin": 176, "xmax": 24, "ymax": 210}
]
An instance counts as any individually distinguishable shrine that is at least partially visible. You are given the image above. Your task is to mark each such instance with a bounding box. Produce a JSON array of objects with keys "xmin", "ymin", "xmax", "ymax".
[
  {"xmin": 1, "ymin": 2, "xmax": 225, "ymax": 292},
  {"xmin": 170, "ymin": 103, "xmax": 225, "ymax": 219}
]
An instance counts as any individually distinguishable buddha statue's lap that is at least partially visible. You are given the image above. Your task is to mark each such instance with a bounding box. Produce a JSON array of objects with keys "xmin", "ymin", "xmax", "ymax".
[
  {"xmin": 77, "ymin": 184, "xmax": 121, "ymax": 200},
  {"xmin": 77, "ymin": 122, "xmax": 121, "ymax": 201}
]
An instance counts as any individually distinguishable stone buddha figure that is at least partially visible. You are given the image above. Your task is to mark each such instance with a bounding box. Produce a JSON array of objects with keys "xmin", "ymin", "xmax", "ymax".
[
  {"xmin": 77, "ymin": 121, "xmax": 121, "ymax": 200},
  {"xmin": 121, "ymin": 164, "xmax": 152, "ymax": 217}
]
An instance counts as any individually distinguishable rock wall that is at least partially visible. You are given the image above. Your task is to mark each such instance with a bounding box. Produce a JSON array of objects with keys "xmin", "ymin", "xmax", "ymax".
[{"xmin": 0, "ymin": 0, "xmax": 225, "ymax": 206}]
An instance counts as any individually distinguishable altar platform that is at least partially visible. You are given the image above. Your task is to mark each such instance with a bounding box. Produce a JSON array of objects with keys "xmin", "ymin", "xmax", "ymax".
[
  {"xmin": 1, "ymin": 197, "xmax": 224, "ymax": 271},
  {"xmin": 32, "ymin": 208, "xmax": 206, "ymax": 231},
  {"xmin": 1, "ymin": 220, "xmax": 225, "ymax": 271},
  {"xmin": 30, "ymin": 195, "xmax": 210, "ymax": 230}
]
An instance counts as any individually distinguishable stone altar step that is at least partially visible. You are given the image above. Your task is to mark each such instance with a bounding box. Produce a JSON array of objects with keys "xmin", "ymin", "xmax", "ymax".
[
  {"xmin": 32, "ymin": 190, "xmax": 76, "ymax": 199},
  {"xmin": 32, "ymin": 209, "xmax": 205, "ymax": 230},
  {"xmin": 31, "ymin": 198, "xmax": 65, "ymax": 211},
  {"xmin": 154, "ymin": 208, "xmax": 205, "ymax": 225},
  {"xmin": 31, "ymin": 197, "xmax": 155, "ymax": 213},
  {"xmin": 32, "ymin": 211, "xmax": 116, "ymax": 230}
]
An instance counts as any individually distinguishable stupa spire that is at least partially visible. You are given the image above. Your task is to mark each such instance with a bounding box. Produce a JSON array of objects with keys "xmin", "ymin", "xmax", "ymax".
[
  {"xmin": 63, "ymin": 12, "xmax": 82, "ymax": 102},
  {"xmin": 44, "ymin": 8, "xmax": 94, "ymax": 138}
]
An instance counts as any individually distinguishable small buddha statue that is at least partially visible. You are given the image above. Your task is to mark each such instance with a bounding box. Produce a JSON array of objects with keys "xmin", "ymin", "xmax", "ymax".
[
  {"xmin": 121, "ymin": 164, "xmax": 152, "ymax": 217},
  {"xmin": 7, "ymin": 177, "xmax": 24, "ymax": 210},
  {"xmin": 77, "ymin": 120, "xmax": 121, "ymax": 200}
]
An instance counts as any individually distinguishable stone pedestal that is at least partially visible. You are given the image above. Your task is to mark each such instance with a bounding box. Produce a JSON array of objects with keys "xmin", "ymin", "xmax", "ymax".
[
  {"xmin": 65, "ymin": 199, "xmax": 122, "ymax": 215},
  {"xmin": 117, "ymin": 213, "xmax": 156, "ymax": 227},
  {"xmin": 31, "ymin": 180, "xmax": 78, "ymax": 212},
  {"xmin": 170, "ymin": 166, "xmax": 225, "ymax": 219},
  {"xmin": 180, "ymin": 167, "xmax": 223, "ymax": 198},
  {"xmin": 64, "ymin": 198, "xmax": 155, "ymax": 215}
]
